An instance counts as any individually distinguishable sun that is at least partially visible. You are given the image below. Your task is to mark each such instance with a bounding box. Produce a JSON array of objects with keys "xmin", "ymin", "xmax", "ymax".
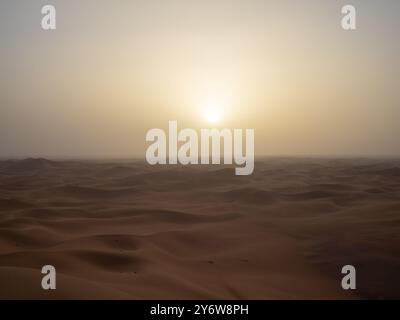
[{"xmin": 202, "ymin": 99, "xmax": 224, "ymax": 124}]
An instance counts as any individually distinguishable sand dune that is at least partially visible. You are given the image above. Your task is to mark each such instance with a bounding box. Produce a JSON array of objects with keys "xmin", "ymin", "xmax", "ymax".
[{"xmin": 0, "ymin": 158, "xmax": 399, "ymax": 299}]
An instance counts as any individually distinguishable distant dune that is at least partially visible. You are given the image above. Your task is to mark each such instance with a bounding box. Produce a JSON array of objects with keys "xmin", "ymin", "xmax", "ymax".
[
  {"xmin": 0, "ymin": 158, "xmax": 58, "ymax": 173},
  {"xmin": 0, "ymin": 158, "xmax": 400, "ymax": 299}
]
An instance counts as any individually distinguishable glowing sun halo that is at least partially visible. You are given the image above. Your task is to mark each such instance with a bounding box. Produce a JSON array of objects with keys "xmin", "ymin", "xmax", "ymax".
[{"xmin": 202, "ymin": 100, "xmax": 224, "ymax": 124}]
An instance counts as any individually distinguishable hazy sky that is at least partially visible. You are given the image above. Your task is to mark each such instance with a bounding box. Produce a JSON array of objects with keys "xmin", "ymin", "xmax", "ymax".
[{"xmin": 1, "ymin": 0, "xmax": 399, "ymax": 158}]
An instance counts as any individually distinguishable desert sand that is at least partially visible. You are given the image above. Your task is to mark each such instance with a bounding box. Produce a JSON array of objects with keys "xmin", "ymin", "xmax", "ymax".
[{"xmin": 0, "ymin": 157, "xmax": 399, "ymax": 299}]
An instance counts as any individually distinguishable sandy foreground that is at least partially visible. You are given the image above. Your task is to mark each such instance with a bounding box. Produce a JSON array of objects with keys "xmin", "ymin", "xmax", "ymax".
[{"xmin": 0, "ymin": 157, "xmax": 399, "ymax": 299}]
